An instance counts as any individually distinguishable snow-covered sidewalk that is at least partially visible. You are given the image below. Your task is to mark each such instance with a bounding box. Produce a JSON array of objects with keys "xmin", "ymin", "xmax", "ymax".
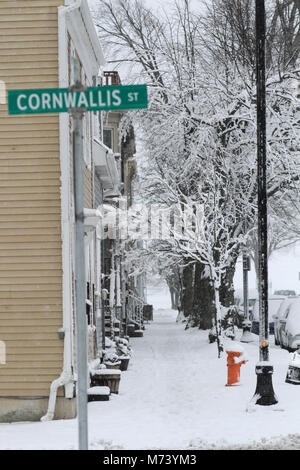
[{"xmin": 0, "ymin": 308, "xmax": 300, "ymax": 450}]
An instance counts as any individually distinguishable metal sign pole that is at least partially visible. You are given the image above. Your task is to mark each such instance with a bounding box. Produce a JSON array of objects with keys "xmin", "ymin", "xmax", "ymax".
[
  {"xmin": 253, "ymin": 0, "xmax": 277, "ymax": 406},
  {"xmin": 70, "ymin": 57, "xmax": 88, "ymax": 450},
  {"xmin": 72, "ymin": 107, "xmax": 89, "ymax": 449}
]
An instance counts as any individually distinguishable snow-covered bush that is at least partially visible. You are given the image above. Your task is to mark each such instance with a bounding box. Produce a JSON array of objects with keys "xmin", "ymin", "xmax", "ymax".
[
  {"xmin": 103, "ymin": 350, "xmax": 121, "ymax": 366},
  {"xmin": 102, "ymin": 337, "xmax": 121, "ymax": 365},
  {"xmin": 105, "ymin": 337, "xmax": 116, "ymax": 349},
  {"xmin": 115, "ymin": 337, "xmax": 132, "ymax": 359}
]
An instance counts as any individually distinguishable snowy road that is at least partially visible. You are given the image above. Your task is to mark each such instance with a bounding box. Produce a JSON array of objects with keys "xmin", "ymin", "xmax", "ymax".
[{"xmin": 0, "ymin": 308, "xmax": 300, "ymax": 449}]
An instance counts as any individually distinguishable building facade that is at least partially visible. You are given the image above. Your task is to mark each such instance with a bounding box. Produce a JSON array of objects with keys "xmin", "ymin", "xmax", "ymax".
[
  {"xmin": 0, "ymin": 0, "xmax": 118, "ymax": 422},
  {"xmin": 0, "ymin": 0, "xmax": 147, "ymax": 423}
]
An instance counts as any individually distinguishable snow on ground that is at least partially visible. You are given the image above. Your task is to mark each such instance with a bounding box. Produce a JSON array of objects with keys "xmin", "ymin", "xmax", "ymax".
[{"xmin": 0, "ymin": 289, "xmax": 300, "ymax": 449}]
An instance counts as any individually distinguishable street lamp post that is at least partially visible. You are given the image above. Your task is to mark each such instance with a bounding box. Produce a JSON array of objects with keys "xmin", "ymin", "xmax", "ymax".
[{"xmin": 253, "ymin": 0, "xmax": 277, "ymax": 406}]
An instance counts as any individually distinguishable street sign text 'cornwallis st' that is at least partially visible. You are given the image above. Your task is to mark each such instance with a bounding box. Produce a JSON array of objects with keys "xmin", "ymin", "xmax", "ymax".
[{"xmin": 7, "ymin": 84, "xmax": 148, "ymax": 115}]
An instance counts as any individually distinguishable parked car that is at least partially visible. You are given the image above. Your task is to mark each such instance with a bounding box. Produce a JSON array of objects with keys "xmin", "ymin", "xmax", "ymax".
[
  {"xmin": 238, "ymin": 297, "xmax": 257, "ymax": 316},
  {"xmin": 273, "ymin": 296, "xmax": 299, "ymax": 345},
  {"xmin": 279, "ymin": 298, "xmax": 300, "ymax": 351},
  {"xmin": 234, "ymin": 289, "xmax": 258, "ymax": 326},
  {"xmin": 251, "ymin": 295, "xmax": 285, "ymax": 335}
]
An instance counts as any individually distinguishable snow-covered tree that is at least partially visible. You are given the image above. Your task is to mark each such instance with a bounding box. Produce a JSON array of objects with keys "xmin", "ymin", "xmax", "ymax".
[{"xmin": 94, "ymin": 0, "xmax": 300, "ymax": 346}]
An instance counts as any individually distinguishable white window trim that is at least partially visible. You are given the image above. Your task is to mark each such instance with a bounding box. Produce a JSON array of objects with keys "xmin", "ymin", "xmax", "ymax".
[{"xmin": 65, "ymin": 0, "xmax": 105, "ymax": 83}]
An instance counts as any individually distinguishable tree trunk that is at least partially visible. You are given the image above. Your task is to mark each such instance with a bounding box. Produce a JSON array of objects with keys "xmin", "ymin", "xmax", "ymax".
[
  {"xmin": 181, "ymin": 263, "xmax": 194, "ymax": 318},
  {"xmin": 213, "ymin": 283, "xmax": 224, "ymax": 358},
  {"xmin": 169, "ymin": 287, "xmax": 176, "ymax": 309},
  {"xmin": 174, "ymin": 290, "xmax": 179, "ymax": 310},
  {"xmin": 192, "ymin": 262, "xmax": 215, "ymax": 329},
  {"xmin": 219, "ymin": 253, "xmax": 239, "ymax": 307}
]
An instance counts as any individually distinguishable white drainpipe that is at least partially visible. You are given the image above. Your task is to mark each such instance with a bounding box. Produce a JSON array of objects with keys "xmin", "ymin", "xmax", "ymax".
[
  {"xmin": 41, "ymin": 5, "xmax": 74, "ymax": 421},
  {"xmin": 110, "ymin": 259, "xmax": 116, "ymax": 310}
]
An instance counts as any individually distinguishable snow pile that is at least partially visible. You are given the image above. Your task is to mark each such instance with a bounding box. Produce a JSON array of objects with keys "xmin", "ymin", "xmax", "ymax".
[
  {"xmin": 187, "ymin": 434, "xmax": 300, "ymax": 450},
  {"xmin": 224, "ymin": 341, "xmax": 245, "ymax": 353},
  {"xmin": 103, "ymin": 338, "xmax": 121, "ymax": 366},
  {"xmin": 87, "ymin": 386, "xmax": 110, "ymax": 396},
  {"xmin": 89, "ymin": 358, "xmax": 101, "ymax": 376},
  {"xmin": 94, "ymin": 369, "xmax": 121, "ymax": 376},
  {"xmin": 115, "ymin": 337, "xmax": 132, "ymax": 359},
  {"xmin": 289, "ymin": 351, "xmax": 300, "ymax": 367}
]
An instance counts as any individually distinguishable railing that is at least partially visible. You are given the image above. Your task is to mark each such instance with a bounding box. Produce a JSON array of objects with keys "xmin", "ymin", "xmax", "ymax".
[{"xmin": 127, "ymin": 291, "xmax": 144, "ymax": 330}]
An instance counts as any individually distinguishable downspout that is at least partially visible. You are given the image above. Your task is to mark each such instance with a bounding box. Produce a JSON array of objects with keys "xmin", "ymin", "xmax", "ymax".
[
  {"xmin": 116, "ymin": 210, "xmax": 121, "ymax": 308},
  {"xmin": 41, "ymin": 4, "xmax": 74, "ymax": 421},
  {"xmin": 110, "ymin": 256, "xmax": 116, "ymax": 310},
  {"xmin": 109, "ymin": 252, "xmax": 116, "ymax": 339},
  {"xmin": 95, "ymin": 229, "xmax": 102, "ymax": 354}
]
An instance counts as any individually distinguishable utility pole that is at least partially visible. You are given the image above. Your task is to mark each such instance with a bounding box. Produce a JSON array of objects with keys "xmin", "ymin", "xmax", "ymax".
[
  {"xmin": 71, "ymin": 57, "xmax": 89, "ymax": 449},
  {"xmin": 253, "ymin": 0, "xmax": 277, "ymax": 405}
]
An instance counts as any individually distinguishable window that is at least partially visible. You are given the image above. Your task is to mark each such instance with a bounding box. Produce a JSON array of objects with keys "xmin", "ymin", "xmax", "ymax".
[
  {"xmin": 86, "ymin": 281, "xmax": 95, "ymax": 326},
  {"xmin": 70, "ymin": 46, "xmax": 77, "ymax": 86},
  {"xmin": 103, "ymin": 128, "xmax": 113, "ymax": 150},
  {"xmin": 93, "ymin": 111, "xmax": 102, "ymax": 141}
]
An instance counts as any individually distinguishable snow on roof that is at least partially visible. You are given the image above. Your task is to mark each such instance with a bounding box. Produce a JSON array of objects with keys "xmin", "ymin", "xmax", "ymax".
[
  {"xmin": 275, "ymin": 296, "xmax": 300, "ymax": 320},
  {"xmin": 252, "ymin": 297, "xmax": 285, "ymax": 321},
  {"xmin": 269, "ymin": 295, "xmax": 287, "ymax": 300},
  {"xmin": 288, "ymin": 298, "xmax": 300, "ymax": 314},
  {"xmin": 285, "ymin": 299, "xmax": 300, "ymax": 335}
]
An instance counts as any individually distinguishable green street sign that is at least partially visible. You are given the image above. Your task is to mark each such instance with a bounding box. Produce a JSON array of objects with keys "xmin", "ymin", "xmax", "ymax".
[{"xmin": 7, "ymin": 84, "xmax": 148, "ymax": 115}]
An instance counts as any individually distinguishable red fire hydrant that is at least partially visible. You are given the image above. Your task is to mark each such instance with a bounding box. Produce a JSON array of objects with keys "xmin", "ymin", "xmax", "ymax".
[{"xmin": 225, "ymin": 348, "xmax": 248, "ymax": 386}]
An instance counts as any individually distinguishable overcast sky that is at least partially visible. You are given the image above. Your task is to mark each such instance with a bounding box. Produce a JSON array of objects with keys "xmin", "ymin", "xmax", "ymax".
[
  {"xmin": 88, "ymin": 0, "xmax": 205, "ymax": 14},
  {"xmin": 234, "ymin": 243, "xmax": 300, "ymax": 295}
]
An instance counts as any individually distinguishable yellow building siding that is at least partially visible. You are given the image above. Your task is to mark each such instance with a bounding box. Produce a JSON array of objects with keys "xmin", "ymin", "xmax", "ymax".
[{"xmin": 0, "ymin": 0, "xmax": 64, "ymax": 397}]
